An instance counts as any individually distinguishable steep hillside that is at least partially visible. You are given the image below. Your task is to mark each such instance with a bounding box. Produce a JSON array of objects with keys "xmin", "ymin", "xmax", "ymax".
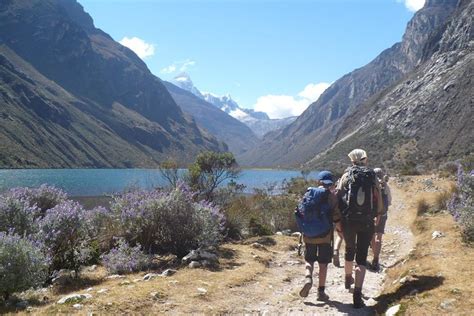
[
  {"xmin": 0, "ymin": 0, "xmax": 225, "ymax": 168},
  {"xmin": 164, "ymin": 81, "xmax": 258, "ymax": 155},
  {"xmin": 306, "ymin": 0, "xmax": 473, "ymax": 172},
  {"xmin": 240, "ymin": 0, "xmax": 458, "ymax": 167}
]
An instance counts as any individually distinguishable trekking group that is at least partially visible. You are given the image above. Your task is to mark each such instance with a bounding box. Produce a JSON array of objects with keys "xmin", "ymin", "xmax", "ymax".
[{"xmin": 295, "ymin": 148, "xmax": 391, "ymax": 309}]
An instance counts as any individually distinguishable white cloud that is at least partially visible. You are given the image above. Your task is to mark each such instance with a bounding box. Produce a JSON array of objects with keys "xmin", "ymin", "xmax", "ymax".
[
  {"xmin": 160, "ymin": 64, "xmax": 176, "ymax": 74},
  {"xmin": 180, "ymin": 59, "xmax": 196, "ymax": 72},
  {"xmin": 160, "ymin": 59, "xmax": 196, "ymax": 74},
  {"xmin": 254, "ymin": 82, "xmax": 330, "ymax": 119},
  {"xmin": 119, "ymin": 36, "xmax": 155, "ymax": 59},
  {"xmin": 397, "ymin": 0, "xmax": 425, "ymax": 12},
  {"xmin": 298, "ymin": 82, "xmax": 331, "ymax": 101}
]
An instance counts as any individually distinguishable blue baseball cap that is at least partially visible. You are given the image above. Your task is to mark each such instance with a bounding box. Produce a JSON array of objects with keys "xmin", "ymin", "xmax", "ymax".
[{"xmin": 317, "ymin": 170, "xmax": 334, "ymax": 185}]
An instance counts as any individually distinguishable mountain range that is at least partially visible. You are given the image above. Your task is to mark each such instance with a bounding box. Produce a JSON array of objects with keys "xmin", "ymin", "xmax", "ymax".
[
  {"xmin": 0, "ymin": 0, "xmax": 471, "ymax": 171},
  {"xmin": 171, "ymin": 73, "xmax": 297, "ymax": 138},
  {"xmin": 240, "ymin": 0, "xmax": 473, "ymax": 171},
  {"xmin": 0, "ymin": 0, "xmax": 225, "ymax": 168}
]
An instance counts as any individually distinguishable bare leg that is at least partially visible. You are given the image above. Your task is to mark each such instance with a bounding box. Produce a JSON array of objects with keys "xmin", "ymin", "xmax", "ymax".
[
  {"xmin": 354, "ymin": 264, "xmax": 366, "ymax": 289},
  {"xmin": 372, "ymin": 233, "xmax": 383, "ymax": 262},
  {"xmin": 344, "ymin": 260, "xmax": 354, "ymax": 289},
  {"xmin": 318, "ymin": 263, "xmax": 327, "ymax": 287}
]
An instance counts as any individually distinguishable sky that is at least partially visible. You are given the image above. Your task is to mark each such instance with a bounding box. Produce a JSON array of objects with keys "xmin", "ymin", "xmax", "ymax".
[{"xmin": 80, "ymin": 0, "xmax": 425, "ymax": 119}]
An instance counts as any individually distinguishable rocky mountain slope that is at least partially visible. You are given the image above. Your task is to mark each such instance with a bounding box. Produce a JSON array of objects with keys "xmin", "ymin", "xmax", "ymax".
[
  {"xmin": 0, "ymin": 0, "xmax": 225, "ymax": 168},
  {"xmin": 171, "ymin": 73, "xmax": 296, "ymax": 138},
  {"xmin": 306, "ymin": 0, "xmax": 473, "ymax": 172},
  {"xmin": 239, "ymin": 0, "xmax": 461, "ymax": 168},
  {"xmin": 164, "ymin": 81, "xmax": 259, "ymax": 155}
]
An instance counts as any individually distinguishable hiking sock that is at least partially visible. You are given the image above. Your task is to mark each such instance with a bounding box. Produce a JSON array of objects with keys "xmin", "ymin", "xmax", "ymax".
[{"xmin": 353, "ymin": 288, "xmax": 365, "ymax": 309}]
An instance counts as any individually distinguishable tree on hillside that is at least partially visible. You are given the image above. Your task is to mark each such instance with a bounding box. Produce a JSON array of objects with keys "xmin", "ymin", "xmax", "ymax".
[{"xmin": 188, "ymin": 151, "xmax": 241, "ymax": 201}]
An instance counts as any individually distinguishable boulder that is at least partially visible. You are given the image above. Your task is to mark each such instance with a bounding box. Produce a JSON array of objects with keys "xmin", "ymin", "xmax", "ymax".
[
  {"xmin": 189, "ymin": 261, "xmax": 201, "ymax": 268},
  {"xmin": 386, "ymin": 304, "xmax": 401, "ymax": 316},
  {"xmin": 161, "ymin": 269, "xmax": 177, "ymax": 277},
  {"xmin": 73, "ymin": 304, "xmax": 83, "ymax": 310},
  {"xmin": 182, "ymin": 250, "xmax": 200, "ymax": 263},
  {"xmin": 106, "ymin": 274, "xmax": 125, "ymax": 279},
  {"xmin": 143, "ymin": 273, "xmax": 160, "ymax": 281},
  {"xmin": 57, "ymin": 293, "xmax": 92, "ymax": 305}
]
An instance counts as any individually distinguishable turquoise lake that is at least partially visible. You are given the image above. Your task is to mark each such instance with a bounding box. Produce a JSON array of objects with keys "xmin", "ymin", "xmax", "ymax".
[{"xmin": 0, "ymin": 169, "xmax": 320, "ymax": 196}]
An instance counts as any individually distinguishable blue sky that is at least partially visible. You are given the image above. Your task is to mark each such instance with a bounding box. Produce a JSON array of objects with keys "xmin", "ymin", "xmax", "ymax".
[{"xmin": 80, "ymin": 0, "xmax": 425, "ymax": 118}]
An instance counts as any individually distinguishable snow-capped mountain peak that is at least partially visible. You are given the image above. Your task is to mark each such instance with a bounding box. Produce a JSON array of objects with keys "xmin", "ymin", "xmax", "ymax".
[
  {"xmin": 170, "ymin": 73, "xmax": 295, "ymax": 137},
  {"xmin": 172, "ymin": 72, "xmax": 203, "ymax": 98}
]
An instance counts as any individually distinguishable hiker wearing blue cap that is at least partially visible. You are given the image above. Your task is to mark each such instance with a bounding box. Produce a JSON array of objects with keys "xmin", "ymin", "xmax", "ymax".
[{"xmin": 296, "ymin": 170, "xmax": 342, "ymax": 301}]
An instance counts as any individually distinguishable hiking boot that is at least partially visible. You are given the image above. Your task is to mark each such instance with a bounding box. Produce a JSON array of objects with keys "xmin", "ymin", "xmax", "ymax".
[
  {"xmin": 345, "ymin": 275, "xmax": 354, "ymax": 290},
  {"xmin": 353, "ymin": 290, "xmax": 365, "ymax": 309},
  {"xmin": 317, "ymin": 288, "xmax": 329, "ymax": 301},
  {"xmin": 299, "ymin": 276, "xmax": 312, "ymax": 298},
  {"xmin": 332, "ymin": 251, "xmax": 340, "ymax": 267},
  {"xmin": 371, "ymin": 259, "xmax": 380, "ymax": 272}
]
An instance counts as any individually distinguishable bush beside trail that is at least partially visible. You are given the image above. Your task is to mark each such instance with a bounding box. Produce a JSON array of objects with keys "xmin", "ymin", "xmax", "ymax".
[{"xmin": 448, "ymin": 165, "xmax": 474, "ymax": 243}]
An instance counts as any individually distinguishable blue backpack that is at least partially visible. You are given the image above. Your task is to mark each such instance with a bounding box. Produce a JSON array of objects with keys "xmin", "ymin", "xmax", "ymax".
[{"xmin": 295, "ymin": 187, "xmax": 332, "ymax": 238}]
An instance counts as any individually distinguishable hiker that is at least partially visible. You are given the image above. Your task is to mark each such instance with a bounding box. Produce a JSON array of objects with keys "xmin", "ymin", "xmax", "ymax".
[
  {"xmin": 333, "ymin": 226, "xmax": 344, "ymax": 267},
  {"xmin": 336, "ymin": 149, "xmax": 384, "ymax": 309},
  {"xmin": 369, "ymin": 168, "xmax": 392, "ymax": 271},
  {"xmin": 332, "ymin": 178, "xmax": 344, "ymax": 267},
  {"xmin": 296, "ymin": 171, "xmax": 342, "ymax": 300}
]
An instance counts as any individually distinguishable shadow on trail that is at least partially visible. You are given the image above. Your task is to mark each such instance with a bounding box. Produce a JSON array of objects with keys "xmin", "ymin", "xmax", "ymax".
[
  {"xmin": 304, "ymin": 299, "xmax": 375, "ymax": 315},
  {"xmin": 374, "ymin": 275, "xmax": 444, "ymax": 314}
]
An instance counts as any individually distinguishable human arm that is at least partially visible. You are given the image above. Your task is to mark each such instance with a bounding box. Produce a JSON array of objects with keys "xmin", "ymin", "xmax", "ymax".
[{"xmin": 385, "ymin": 183, "xmax": 392, "ymax": 206}]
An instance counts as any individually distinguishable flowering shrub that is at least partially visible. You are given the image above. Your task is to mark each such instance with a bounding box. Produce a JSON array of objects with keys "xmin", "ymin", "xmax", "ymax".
[
  {"xmin": 448, "ymin": 164, "xmax": 474, "ymax": 243},
  {"xmin": 0, "ymin": 194, "xmax": 40, "ymax": 236},
  {"xmin": 101, "ymin": 238, "xmax": 149, "ymax": 274},
  {"xmin": 36, "ymin": 200, "xmax": 91, "ymax": 272},
  {"xmin": 8, "ymin": 185, "xmax": 67, "ymax": 213},
  {"xmin": 110, "ymin": 184, "xmax": 224, "ymax": 256},
  {"xmin": 0, "ymin": 185, "xmax": 67, "ymax": 237},
  {"xmin": 0, "ymin": 232, "xmax": 49, "ymax": 300}
]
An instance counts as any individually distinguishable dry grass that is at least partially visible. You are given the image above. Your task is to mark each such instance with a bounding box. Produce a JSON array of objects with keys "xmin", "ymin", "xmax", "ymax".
[
  {"xmin": 376, "ymin": 176, "xmax": 474, "ymax": 315},
  {"xmin": 9, "ymin": 236, "xmax": 297, "ymax": 315}
]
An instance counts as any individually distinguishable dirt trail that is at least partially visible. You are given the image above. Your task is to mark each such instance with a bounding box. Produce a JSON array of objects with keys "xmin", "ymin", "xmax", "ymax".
[{"xmin": 240, "ymin": 180, "xmax": 415, "ymax": 315}]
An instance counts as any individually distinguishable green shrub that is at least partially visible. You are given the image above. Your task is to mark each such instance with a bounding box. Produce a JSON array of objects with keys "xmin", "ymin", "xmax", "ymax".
[
  {"xmin": 0, "ymin": 232, "xmax": 49, "ymax": 300},
  {"xmin": 248, "ymin": 218, "xmax": 273, "ymax": 236}
]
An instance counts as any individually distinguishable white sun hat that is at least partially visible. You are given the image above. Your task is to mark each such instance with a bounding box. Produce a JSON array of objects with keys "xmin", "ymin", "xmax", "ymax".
[{"xmin": 348, "ymin": 149, "xmax": 367, "ymax": 163}]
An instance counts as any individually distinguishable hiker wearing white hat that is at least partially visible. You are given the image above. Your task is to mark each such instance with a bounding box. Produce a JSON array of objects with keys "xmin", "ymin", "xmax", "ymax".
[{"xmin": 336, "ymin": 149, "xmax": 384, "ymax": 309}]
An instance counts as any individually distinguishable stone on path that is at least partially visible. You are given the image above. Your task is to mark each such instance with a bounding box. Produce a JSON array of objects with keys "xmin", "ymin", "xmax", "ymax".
[{"xmin": 386, "ymin": 304, "xmax": 401, "ymax": 316}]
